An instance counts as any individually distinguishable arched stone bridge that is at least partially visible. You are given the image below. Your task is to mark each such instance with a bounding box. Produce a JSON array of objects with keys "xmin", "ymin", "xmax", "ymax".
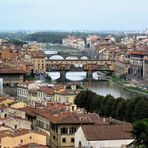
[{"xmin": 46, "ymin": 59, "xmax": 115, "ymax": 71}]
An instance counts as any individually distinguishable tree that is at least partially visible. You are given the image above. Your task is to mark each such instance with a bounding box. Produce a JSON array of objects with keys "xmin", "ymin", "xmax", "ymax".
[
  {"xmin": 66, "ymin": 85, "xmax": 72, "ymax": 90},
  {"xmin": 104, "ymin": 95, "xmax": 115, "ymax": 117},
  {"xmin": 115, "ymin": 99, "xmax": 126, "ymax": 120},
  {"xmin": 45, "ymin": 74, "xmax": 51, "ymax": 83},
  {"xmin": 76, "ymin": 85, "xmax": 83, "ymax": 90},
  {"xmin": 24, "ymin": 69, "xmax": 35, "ymax": 81},
  {"xmin": 111, "ymin": 97, "xmax": 123, "ymax": 118},
  {"xmin": 30, "ymin": 69, "xmax": 35, "ymax": 79},
  {"xmin": 125, "ymin": 97, "xmax": 140, "ymax": 122},
  {"xmin": 99, "ymin": 97, "xmax": 108, "ymax": 116},
  {"xmin": 134, "ymin": 97, "xmax": 148, "ymax": 121},
  {"xmin": 132, "ymin": 119, "xmax": 148, "ymax": 147}
]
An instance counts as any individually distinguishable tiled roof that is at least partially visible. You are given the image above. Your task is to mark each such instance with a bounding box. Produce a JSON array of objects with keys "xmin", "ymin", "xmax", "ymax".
[
  {"xmin": 19, "ymin": 106, "xmax": 40, "ymax": 117},
  {"xmin": 28, "ymin": 89, "xmax": 37, "ymax": 94},
  {"xmin": 17, "ymin": 81, "xmax": 35, "ymax": 87},
  {"xmin": 55, "ymin": 90, "xmax": 79, "ymax": 95},
  {"xmin": 0, "ymin": 67, "xmax": 26, "ymax": 74},
  {"xmin": 39, "ymin": 111, "xmax": 107, "ymax": 125},
  {"xmin": 14, "ymin": 143, "xmax": 48, "ymax": 148},
  {"xmin": 30, "ymin": 50, "xmax": 45, "ymax": 58},
  {"xmin": 0, "ymin": 129, "xmax": 47, "ymax": 138},
  {"xmin": 129, "ymin": 50, "xmax": 148, "ymax": 56},
  {"xmin": 81, "ymin": 123, "xmax": 133, "ymax": 141},
  {"xmin": 47, "ymin": 102, "xmax": 67, "ymax": 111},
  {"xmin": 38, "ymin": 86, "xmax": 54, "ymax": 95}
]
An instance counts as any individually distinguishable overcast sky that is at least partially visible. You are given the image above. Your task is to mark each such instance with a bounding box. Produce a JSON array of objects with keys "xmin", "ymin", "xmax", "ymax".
[{"xmin": 0, "ymin": 0, "xmax": 148, "ymax": 31}]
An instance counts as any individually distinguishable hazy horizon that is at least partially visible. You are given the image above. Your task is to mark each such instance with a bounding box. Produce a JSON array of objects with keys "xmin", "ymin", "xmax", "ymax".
[{"xmin": 0, "ymin": 0, "xmax": 148, "ymax": 31}]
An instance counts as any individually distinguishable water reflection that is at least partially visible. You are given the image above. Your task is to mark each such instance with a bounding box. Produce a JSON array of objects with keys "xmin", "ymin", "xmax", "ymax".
[
  {"xmin": 84, "ymin": 81, "xmax": 140, "ymax": 99},
  {"xmin": 47, "ymin": 72, "xmax": 143, "ymax": 99}
]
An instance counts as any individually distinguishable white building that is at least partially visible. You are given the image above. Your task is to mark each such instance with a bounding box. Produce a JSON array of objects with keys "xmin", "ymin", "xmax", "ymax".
[
  {"xmin": 0, "ymin": 78, "xmax": 3, "ymax": 95},
  {"xmin": 75, "ymin": 124, "xmax": 134, "ymax": 148},
  {"xmin": 62, "ymin": 36, "xmax": 85, "ymax": 50},
  {"xmin": 17, "ymin": 81, "xmax": 41, "ymax": 102}
]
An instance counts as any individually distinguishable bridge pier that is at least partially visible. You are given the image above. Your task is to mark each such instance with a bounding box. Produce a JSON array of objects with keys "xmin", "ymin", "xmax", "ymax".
[
  {"xmin": 86, "ymin": 71, "xmax": 93, "ymax": 80},
  {"xmin": 60, "ymin": 71, "xmax": 66, "ymax": 82}
]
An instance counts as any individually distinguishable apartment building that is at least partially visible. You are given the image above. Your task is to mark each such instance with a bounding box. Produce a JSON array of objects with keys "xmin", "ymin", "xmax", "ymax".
[
  {"xmin": 35, "ymin": 110, "xmax": 107, "ymax": 148},
  {"xmin": 30, "ymin": 50, "xmax": 46, "ymax": 73},
  {"xmin": 0, "ymin": 129, "xmax": 47, "ymax": 148},
  {"xmin": 75, "ymin": 124, "xmax": 134, "ymax": 148},
  {"xmin": 62, "ymin": 36, "xmax": 85, "ymax": 50}
]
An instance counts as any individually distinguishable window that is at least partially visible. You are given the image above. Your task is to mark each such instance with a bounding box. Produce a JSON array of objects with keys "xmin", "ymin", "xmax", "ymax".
[
  {"xmin": 66, "ymin": 98, "xmax": 69, "ymax": 103},
  {"xmin": 69, "ymin": 127, "xmax": 76, "ymax": 134},
  {"xmin": 71, "ymin": 138, "xmax": 74, "ymax": 142},
  {"xmin": 62, "ymin": 138, "xmax": 66, "ymax": 143},
  {"xmin": 61, "ymin": 127, "xmax": 68, "ymax": 134},
  {"xmin": 14, "ymin": 125, "xmax": 17, "ymax": 129},
  {"xmin": 53, "ymin": 135, "xmax": 55, "ymax": 139},
  {"xmin": 29, "ymin": 136, "xmax": 32, "ymax": 140},
  {"xmin": 4, "ymin": 114, "xmax": 7, "ymax": 118},
  {"xmin": 20, "ymin": 140, "xmax": 23, "ymax": 144}
]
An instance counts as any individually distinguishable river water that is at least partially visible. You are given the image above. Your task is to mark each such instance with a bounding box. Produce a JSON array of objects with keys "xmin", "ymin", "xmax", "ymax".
[{"xmin": 46, "ymin": 72, "xmax": 142, "ymax": 99}]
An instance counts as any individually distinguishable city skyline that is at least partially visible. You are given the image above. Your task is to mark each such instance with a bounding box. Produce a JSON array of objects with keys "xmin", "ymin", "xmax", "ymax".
[{"xmin": 0, "ymin": 0, "xmax": 148, "ymax": 31}]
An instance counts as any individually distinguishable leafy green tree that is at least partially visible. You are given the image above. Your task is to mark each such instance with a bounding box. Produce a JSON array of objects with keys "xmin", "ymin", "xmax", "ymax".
[
  {"xmin": 45, "ymin": 75, "xmax": 51, "ymax": 83},
  {"xmin": 66, "ymin": 85, "xmax": 72, "ymax": 90},
  {"xmin": 99, "ymin": 97, "xmax": 108, "ymax": 116},
  {"xmin": 95, "ymin": 95, "xmax": 103, "ymax": 114},
  {"xmin": 76, "ymin": 85, "xmax": 83, "ymax": 90},
  {"xmin": 125, "ymin": 97, "xmax": 140, "ymax": 122},
  {"xmin": 75, "ymin": 90, "xmax": 88, "ymax": 108},
  {"xmin": 132, "ymin": 119, "xmax": 148, "ymax": 147},
  {"xmin": 110, "ymin": 97, "xmax": 123, "ymax": 118},
  {"xmin": 104, "ymin": 95, "xmax": 115, "ymax": 117},
  {"xmin": 30, "ymin": 69, "xmax": 35, "ymax": 79},
  {"xmin": 134, "ymin": 97, "xmax": 148, "ymax": 121},
  {"xmin": 115, "ymin": 99, "xmax": 126, "ymax": 120}
]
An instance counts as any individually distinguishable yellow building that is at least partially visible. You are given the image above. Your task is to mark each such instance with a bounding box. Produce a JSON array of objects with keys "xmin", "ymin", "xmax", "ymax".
[
  {"xmin": 53, "ymin": 90, "xmax": 79, "ymax": 104},
  {"xmin": 35, "ymin": 110, "xmax": 104, "ymax": 148},
  {"xmin": 0, "ymin": 97, "xmax": 15, "ymax": 106},
  {"xmin": 27, "ymin": 43, "xmax": 41, "ymax": 53},
  {"xmin": 114, "ymin": 61, "xmax": 130, "ymax": 76},
  {"xmin": 30, "ymin": 50, "xmax": 46, "ymax": 73},
  {"xmin": 10, "ymin": 102, "xmax": 27, "ymax": 109},
  {"xmin": 0, "ymin": 129, "xmax": 47, "ymax": 148}
]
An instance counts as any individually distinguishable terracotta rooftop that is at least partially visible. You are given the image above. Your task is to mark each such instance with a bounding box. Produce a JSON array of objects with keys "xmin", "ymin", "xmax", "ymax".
[
  {"xmin": 81, "ymin": 123, "xmax": 133, "ymax": 141},
  {"xmin": 19, "ymin": 106, "xmax": 40, "ymax": 117},
  {"xmin": 30, "ymin": 50, "xmax": 45, "ymax": 58},
  {"xmin": 28, "ymin": 89, "xmax": 37, "ymax": 94},
  {"xmin": 55, "ymin": 89, "xmax": 79, "ymax": 95},
  {"xmin": 14, "ymin": 143, "xmax": 48, "ymax": 148},
  {"xmin": 0, "ymin": 67, "xmax": 26, "ymax": 74},
  {"xmin": 0, "ymin": 129, "xmax": 47, "ymax": 138},
  {"xmin": 38, "ymin": 85, "xmax": 54, "ymax": 95},
  {"xmin": 129, "ymin": 50, "xmax": 148, "ymax": 56},
  {"xmin": 39, "ymin": 111, "xmax": 107, "ymax": 125},
  {"xmin": 20, "ymin": 81, "xmax": 35, "ymax": 85},
  {"xmin": 47, "ymin": 102, "xmax": 67, "ymax": 111}
]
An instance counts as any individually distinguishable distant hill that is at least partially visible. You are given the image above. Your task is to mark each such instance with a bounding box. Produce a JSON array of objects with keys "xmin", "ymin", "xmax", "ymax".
[{"xmin": 0, "ymin": 31, "xmax": 128, "ymax": 43}]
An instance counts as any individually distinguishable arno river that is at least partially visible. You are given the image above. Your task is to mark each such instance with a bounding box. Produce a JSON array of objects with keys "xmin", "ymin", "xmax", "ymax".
[
  {"xmin": 44, "ymin": 50, "xmax": 147, "ymax": 99},
  {"xmin": 47, "ymin": 71, "xmax": 143, "ymax": 99}
]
